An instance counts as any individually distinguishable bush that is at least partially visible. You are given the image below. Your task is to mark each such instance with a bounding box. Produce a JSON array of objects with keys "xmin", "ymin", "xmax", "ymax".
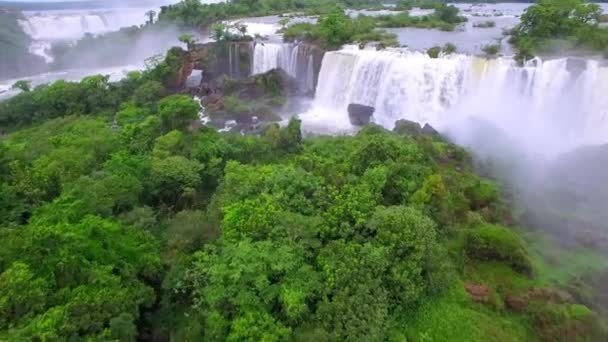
[
  {"xmin": 427, "ymin": 46, "xmax": 442, "ymax": 58},
  {"xmin": 464, "ymin": 224, "xmax": 533, "ymax": 275},
  {"xmin": 481, "ymin": 43, "xmax": 500, "ymax": 56},
  {"xmin": 443, "ymin": 42, "xmax": 457, "ymax": 54}
]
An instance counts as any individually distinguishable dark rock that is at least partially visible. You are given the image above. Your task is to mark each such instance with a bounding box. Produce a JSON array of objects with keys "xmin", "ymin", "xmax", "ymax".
[
  {"xmin": 393, "ymin": 119, "xmax": 422, "ymax": 136},
  {"xmin": 348, "ymin": 104, "xmax": 374, "ymax": 126},
  {"xmin": 422, "ymin": 123, "xmax": 440, "ymax": 136}
]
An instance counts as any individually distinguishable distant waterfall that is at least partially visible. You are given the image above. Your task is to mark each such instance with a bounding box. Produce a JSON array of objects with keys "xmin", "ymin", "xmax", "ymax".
[
  {"xmin": 305, "ymin": 47, "xmax": 608, "ymax": 156},
  {"xmin": 252, "ymin": 42, "xmax": 318, "ymax": 92},
  {"xmin": 18, "ymin": 9, "xmax": 149, "ymax": 41}
]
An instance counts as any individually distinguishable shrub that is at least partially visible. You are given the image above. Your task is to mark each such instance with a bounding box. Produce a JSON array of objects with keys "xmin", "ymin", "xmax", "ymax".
[
  {"xmin": 443, "ymin": 42, "xmax": 457, "ymax": 54},
  {"xmin": 427, "ymin": 46, "xmax": 442, "ymax": 58},
  {"xmin": 464, "ymin": 224, "xmax": 533, "ymax": 275},
  {"xmin": 481, "ymin": 43, "xmax": 500, "ymax": 56}
]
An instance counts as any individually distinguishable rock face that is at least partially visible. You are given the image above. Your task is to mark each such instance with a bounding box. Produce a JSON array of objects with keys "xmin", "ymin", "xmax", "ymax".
[{"xmin": 348, "ymin": 104, "xmax": 374, "ymax": 126}]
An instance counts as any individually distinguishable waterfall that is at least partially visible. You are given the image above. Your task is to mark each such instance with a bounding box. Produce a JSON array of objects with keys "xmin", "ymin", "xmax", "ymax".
[
  {"xmin": 18, "ymin": 9, "xmax": 149, "ymax": 41},
  {"xmin": 305, "ymin": 47, "xmax": 608, "ymax": 156},
  {"xmin": 227, "ymin": 43, "xmax": 253, "ymax": 79},
  {"xmin": 252, "ymin": 42, "xmax": 318, "ymax": 92}
]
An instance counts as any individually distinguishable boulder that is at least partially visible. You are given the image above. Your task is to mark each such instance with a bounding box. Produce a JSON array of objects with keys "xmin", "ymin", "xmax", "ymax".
[
  {"xmin": 348, "ymin": 104, "xmax": 374, "ymax": 126},
  {"xmin": 393, "ymin": 119, "xmax": 422, "ymax": 136}
]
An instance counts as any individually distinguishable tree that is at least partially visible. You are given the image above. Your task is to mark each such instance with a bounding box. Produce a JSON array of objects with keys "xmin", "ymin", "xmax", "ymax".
[
  {"xmin": 150, "ymin": 155, "xmax": 202, "ymax": 207},
  {"xmin": 0, "ymin": 216, "xmax": 161, "ymax": 340},
  {"xmin": 317, "ymin": 11, "xmax": 354, "ymax": 48},
  {"xmin": 180, "ymin": 240, "xmax": 319, "ymax": 341},
  {"xmin": 210, "ymin": 23, "xmax": 226, "ymax": 41},
  {"xmin": 179, "ymin": 34, "xmax": 197, "ymax": 51},
  {"xmin": 145, "ymin": 10, "xmax": 157, "ymax": 25},
  {"xmin": 367, "ymin": 206, "xmax": 444, "ymax": 305},
  {"xmin": 157, "ymin": 95, "xmax": 199, "ymax": 132}
]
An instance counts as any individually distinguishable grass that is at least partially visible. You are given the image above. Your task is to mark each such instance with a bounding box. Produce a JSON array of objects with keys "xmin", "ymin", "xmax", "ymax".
[{"xmin": 403, "ymin": 282, "xmax": 534, "ymax": 342}]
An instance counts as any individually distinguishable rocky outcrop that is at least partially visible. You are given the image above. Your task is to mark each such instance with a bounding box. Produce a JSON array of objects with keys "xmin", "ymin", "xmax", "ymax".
[
  {"xmin": 393, "ymin": 119, "xmax": 422, "ymax": 136},
  {"xmin": 393, "ymin": 120, "xmax": 440, "ymax": 137},
  {"xmin": 348, "ymin": 104, "xmax": 374, "ymax": 126}
]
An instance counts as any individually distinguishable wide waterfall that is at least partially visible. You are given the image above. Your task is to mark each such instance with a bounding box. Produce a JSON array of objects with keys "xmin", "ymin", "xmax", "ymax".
[
  {"xmin": 305, "ymin": 47, "xmax": 608, "ymax": 157},
  {"xmin": 252, "ymin": 42, "xmax": 316, "ymax": 92},
  {"xmin": 19, "ymin": 9, "xmax": 149, "ymax": 41}
]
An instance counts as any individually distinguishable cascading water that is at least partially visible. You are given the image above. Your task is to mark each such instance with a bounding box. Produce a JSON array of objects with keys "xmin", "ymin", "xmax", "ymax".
[
  {"xmin": 252, "ymin": 42, "xmax": 317, "ymax": 92},
  {"xmin": 18, "ymin": 9, "xmax": 149, "ymax": 41},
  {"xmin": 304, "ymin": 47, "xmax": 608, "ymax": 157}
]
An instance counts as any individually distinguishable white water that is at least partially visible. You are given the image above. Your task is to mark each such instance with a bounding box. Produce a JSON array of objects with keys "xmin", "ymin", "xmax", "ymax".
[
  {"xmin": 253, "ymin": 43, "xmax": 297, "ymax": 75},
  {"xmin": 19, "ymin": 9, "xmax": 150, "ymax": 41},
  {"xmin": 252, "ymin": 42, "xmax": 315, "ymax": 92},
  {"xmin": 303, "ymin": 47, "xmax": 608, "ymax": 157}
]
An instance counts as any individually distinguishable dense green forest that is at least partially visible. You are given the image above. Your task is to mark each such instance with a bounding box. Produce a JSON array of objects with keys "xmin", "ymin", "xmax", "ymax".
[
  {"xmin": 2, "ymin": 41, "xmax": 608, "ymax": 340},
  {"xmin": 2, "ymin": 0, "xmax": 608, "ymax": 340}
]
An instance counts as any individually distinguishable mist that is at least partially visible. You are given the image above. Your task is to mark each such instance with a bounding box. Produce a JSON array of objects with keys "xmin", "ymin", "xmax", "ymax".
[
  {"xmin": 8, "ymin": 0, "xmax": 211, "ymax": 75},
  {"xmin": 442, "ymin": 56, "xmax": 608, "ymax": 248}
]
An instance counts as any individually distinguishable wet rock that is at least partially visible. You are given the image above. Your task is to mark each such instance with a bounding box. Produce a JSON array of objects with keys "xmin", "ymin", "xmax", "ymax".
[
  {"xmin": 348, "ymin": 104, "xmax": 374, "ymax": 126},
  {"xmin": 393, "ymin": 119, "xmax": 422, "ymax": 136}
]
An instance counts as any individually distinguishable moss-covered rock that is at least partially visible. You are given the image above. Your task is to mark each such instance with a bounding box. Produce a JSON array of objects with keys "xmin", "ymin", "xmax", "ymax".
[{"xmin": 465, "ymin": 224, "xmax": 533, "ymax": 276}]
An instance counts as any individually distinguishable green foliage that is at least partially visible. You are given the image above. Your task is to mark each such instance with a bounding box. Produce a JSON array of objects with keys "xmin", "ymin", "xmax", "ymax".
[
  {"xmin": 0, "ymin": 61, "xmax": 605, "ymax": 341},
  {"xmin": 482, "ymin": 43, "xmax": 501, "ymax": 56},
  {"xmin": 283, "ymin": 10, "xmax": 399, "ymax": 49},
  {"xmin": 512, "ymin": 0, "xmax": 608, "ymax": 60},
  {"xmin": 158, "ymin": 94, "xmax": 199, "ymax": 132},
  {"xmin": 465, "ymin": 224, "xmax": 533, "ymax": 275},
  {"xmin": 0, "ymin": 216, "xmax": 161, "ymax": 340}
]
